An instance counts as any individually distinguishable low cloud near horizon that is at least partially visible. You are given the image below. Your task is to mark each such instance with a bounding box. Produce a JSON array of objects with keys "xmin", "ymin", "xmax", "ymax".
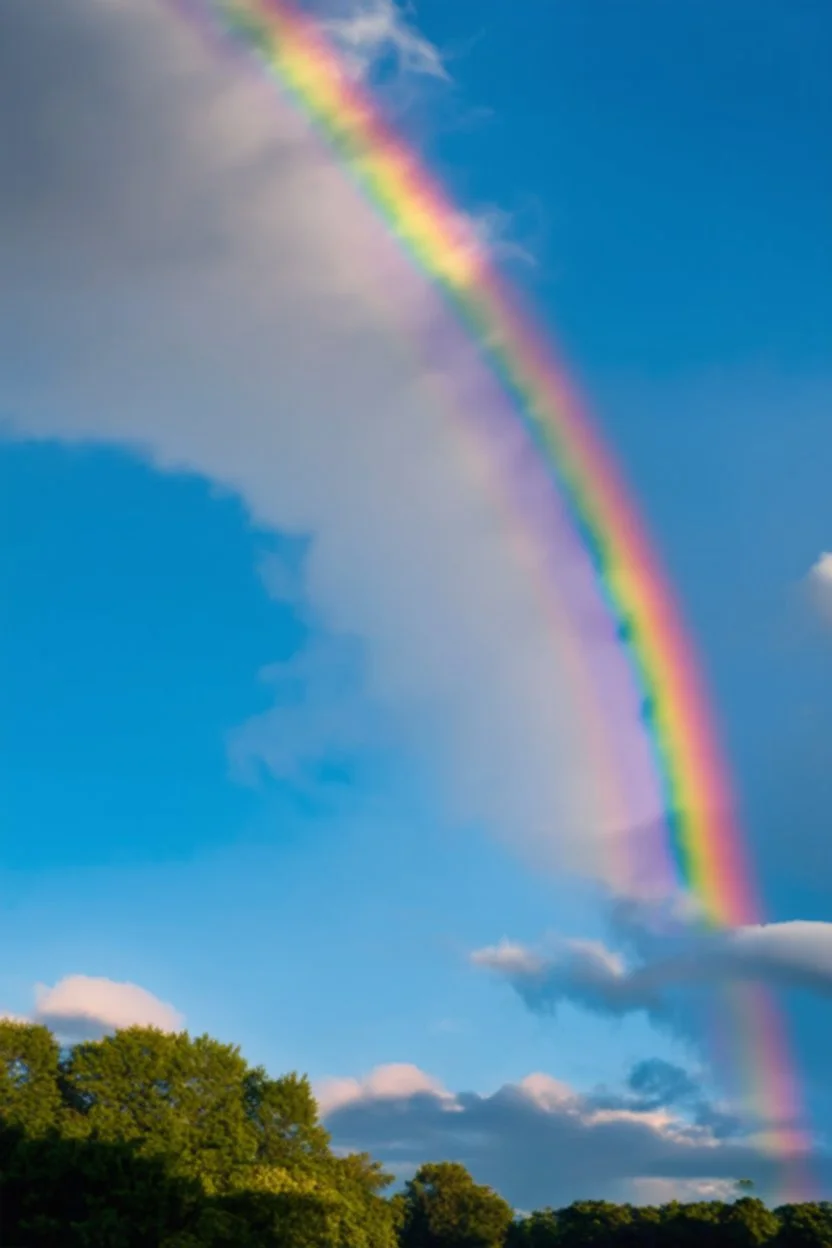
[
  {"xmin": 319, "ymin": 1060, "xmax": 794, "ymax": 1208},
  {"xmin": 3, "ymin": 975, "xmax": 183, "ymax": 1041}
]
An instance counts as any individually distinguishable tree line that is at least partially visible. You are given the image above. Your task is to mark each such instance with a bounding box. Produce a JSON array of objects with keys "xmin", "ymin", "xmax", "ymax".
[{"xmin": 1, "ymin": 1021, "xmax": 829, "ymax": 1246}]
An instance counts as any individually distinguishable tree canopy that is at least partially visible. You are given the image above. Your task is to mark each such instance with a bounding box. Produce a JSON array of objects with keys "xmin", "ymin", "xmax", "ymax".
[{"xmin": 1, "ymin": 1019, "xmax": 830, "ymax": 1247}]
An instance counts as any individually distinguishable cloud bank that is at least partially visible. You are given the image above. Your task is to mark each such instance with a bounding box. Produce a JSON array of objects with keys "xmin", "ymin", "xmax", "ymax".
[
  {"xmin": 320, "ymin": 1061, "xmax": 792, "ymax": 1208},
  {"xmin": 4, "ymin": 976, "xmax": 183, "ymax": 1041},
  {"xmin": 0, "ymin": 0, "xmax": 660, "ymax": 883}
]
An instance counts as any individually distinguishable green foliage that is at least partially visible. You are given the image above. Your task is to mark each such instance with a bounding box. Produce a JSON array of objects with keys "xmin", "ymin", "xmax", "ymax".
[
  {"xmin": 61, "ymin": 1027, "xmax": 255, "ymax": 1192},
  {"xmin": 242, "ymin": 1067, "xmax": 333, "ymax": 1173},
  {"xmin": 0, "ymin": 1123, "xmax": 203, "ymax": 1247},
  {"xmin": 553, "ymin": 1200, "xmax": 636, "ymax": 1247},
  {"xmin": 0, "ymin": 1020, "xmax": 62, "ymax": 1134},
  {"xmin": 400, "ymin": 1161, "xmax": 514, "ymax": 1248},
  {"xmin": 721, "ymin": 1197, "xmax": 782, "ymax": 1247},
  {"xmin": 506, "ymin": 1200, "xmax": 832, "ymax": 1248},
  {"xmin": 775, "ymin": 1202, "xmax": 832, "ymax": 1247},
  {"xmin": 0, "ymin": 1022, "xmax": 830, "ymax": 1247},
  {"xmin": 506, "ymin": 1207, "xmax": 560, "ymax": 1248}
]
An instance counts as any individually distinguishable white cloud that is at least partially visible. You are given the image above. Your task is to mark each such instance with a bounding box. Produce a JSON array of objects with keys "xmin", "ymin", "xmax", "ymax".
[
  {"xmin": 471, "ymin": 940, "xmax": 547, "ymax": 977},
  {"xmin": 517, "ymin": 1072, "xmax": 578, "ymax": 1112},
  {"xmin": 0, "ymin": 0, "xmax": 656, "ymax": 884},
  {"xmin": 316, "ymin": 1061, "xmax": 454, "ymax": 1115},
  {"xmin": 321, "ymin": 1061, "xmax": 794, "ymax": 1207},
  {"xmin": 5, "ymin": 976, "xmax": 184, "ymax": 1041},
  {"xmin": 806, "ymin": 552, "xmax": 832, "ymax": 624}
]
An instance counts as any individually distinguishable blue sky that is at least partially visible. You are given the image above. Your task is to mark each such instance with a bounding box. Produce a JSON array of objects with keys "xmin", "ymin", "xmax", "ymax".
[
  {"xmin": 1, "ymin": 0, "xmax": 831, "ymax": 1208},
  {"xmin": 1, "ymin": 439, "xmax": 683, "ymax": 1088}
]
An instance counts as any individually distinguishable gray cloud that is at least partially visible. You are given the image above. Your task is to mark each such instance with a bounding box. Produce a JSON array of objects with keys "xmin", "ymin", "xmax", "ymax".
[
  {"xmin": 471, "ymin": 920, "xmax": 832, "ymax": 1026},
  {"xmin": 0, "ymin": 0, "xmax": 657, "ymax": 882},
  {"xmin": 320, "ymin": 1062, "xmax": 799, "ymax": 1208},
  {"xmin": 471, "ymin": 937, "xmax": 658, "ymax": 1016}
]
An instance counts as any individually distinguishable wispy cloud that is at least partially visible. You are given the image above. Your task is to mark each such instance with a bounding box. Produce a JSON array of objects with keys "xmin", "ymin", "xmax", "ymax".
[
  {"xmin": 228, "ymin": 634, "xmax": 388, "ymax": 789},
  {"xmin": 321, "ymin": 0, "xmax": 449, "ymax": 82}
]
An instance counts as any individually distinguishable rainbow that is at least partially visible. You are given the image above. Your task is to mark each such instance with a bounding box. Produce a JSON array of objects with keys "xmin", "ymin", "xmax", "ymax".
[{"xmin": 175, "ymin": 0, "xmax": 811, "ymax": 1193}]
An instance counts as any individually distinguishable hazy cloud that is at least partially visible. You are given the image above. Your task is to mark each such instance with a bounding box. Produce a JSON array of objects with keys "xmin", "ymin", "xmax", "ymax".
[
  {"xmin": 227, "ymin": 634, "xmax": 388, "ymax": 788},
  {"xmin": 627, "ymin": 1177, "xmax": 740, "ymax": 1204},
  {"xmin": 806, "ymin": 552, "xmax": 832, "ymax": 625},
  {"xmin": 0, "ymin": 0, "xmax": 658, "ymax": 884}
]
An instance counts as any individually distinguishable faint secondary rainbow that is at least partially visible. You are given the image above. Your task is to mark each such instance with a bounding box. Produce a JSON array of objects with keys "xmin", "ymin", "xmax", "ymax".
[{"xmin": 178, "ymin": 0, "xmax": 811, "ymax": 1189}]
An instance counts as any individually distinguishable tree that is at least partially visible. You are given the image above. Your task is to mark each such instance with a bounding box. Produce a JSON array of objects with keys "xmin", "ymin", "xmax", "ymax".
[
  {"xmin": 555, "ymin": 1201, "xmax": 635, "ymax": 1246},
  {"xmin": 507, "ymin": 1207, "xmax": 561, "ymax": 1248},
  {"xmin": 59, "ymin": 1026, "xmax": 256, "ymax": 1192},
  {"xmin": 0, "ymin": 1125, "xmax": 203, "ymax": 1247},
  {"xmin": 0, "ymin": 1023, "xmax": 401, "ymax": 1248},
  {"xmin": 775, "ymin": 1203, "xmax": 832, "ymax": 1247},
  {"xmin": 242, "ymin": 1067, "xmax": 333, "ymax": 1172},
  {"xmin": 0, "ymin": 1020, "xmax": 62, "ymax": 1135},
  {"xmin": 657, "ymin": 1200, "xmax": 725, "ymax": 1248},
  {"xmin": 720, "ymin": 1198, "xmax": 781, "ymax": 1247},
  {"xmin": 400, "ymin": 1161, "xmax": 514, "ymax": 1248}
]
